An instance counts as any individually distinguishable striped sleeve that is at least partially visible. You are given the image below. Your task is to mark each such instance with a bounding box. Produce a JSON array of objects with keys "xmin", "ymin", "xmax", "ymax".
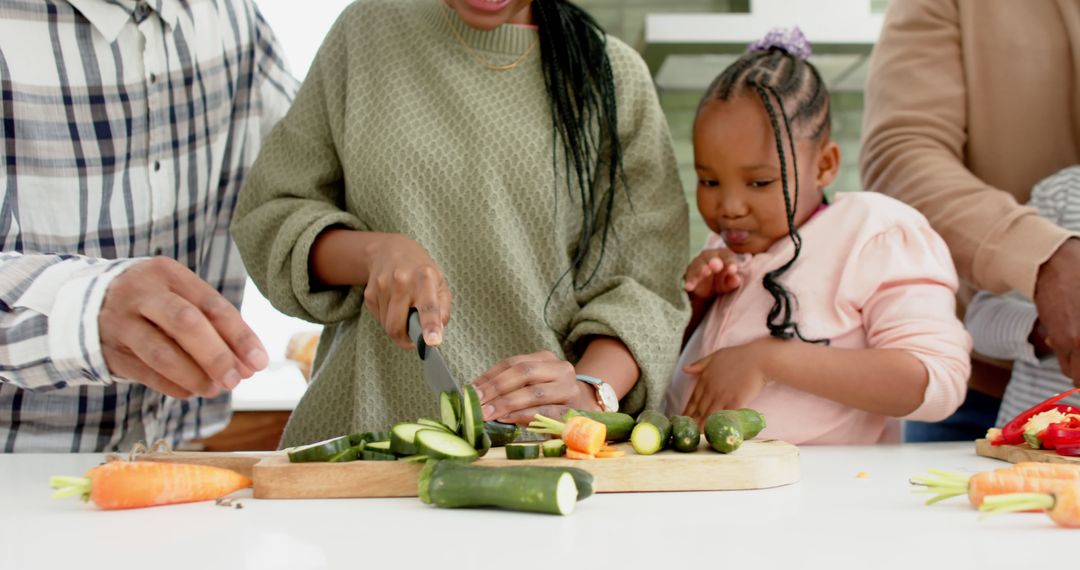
[{"xmin": 0, "ymin": 252, "xmax": 141, "ymax": 390}]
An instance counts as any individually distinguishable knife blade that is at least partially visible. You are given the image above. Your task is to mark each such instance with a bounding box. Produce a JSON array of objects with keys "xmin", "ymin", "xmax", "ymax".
[{"xmin": 407, "ymin": 309, "xmax": 462, "ymax": 396}]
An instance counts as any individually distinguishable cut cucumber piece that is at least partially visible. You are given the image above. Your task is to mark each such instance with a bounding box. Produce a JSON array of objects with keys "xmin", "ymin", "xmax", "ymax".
[
  {"xmin": 531, "ymin": 466, "xmax": 593, "ymax": 500},
  {"xmin": 400, "ymin": 454, "xmax": 429, "ymax": 464},
  {"xmin": 440, "ymin": 391, "xmax": 461, "ymax": 434},
  {"xmin": 505, "ymin": 443, "xmax": 541, "ymax": 460},
  {"xmin": 360, "ymin": 450, "xmax": 397, "ymax": 461},
  {"xmin": 484, "ymin": 421, "xmax": 521, "ymax": 447},
  {"xmin": 329, "ymin": 444, "xmax": 364, "ymax": 463},
  {"xmin": 541, "ymin": 439, "xmax": 566, "ymax": 457},
  {"xmin": 287, "ymin": 435, "xmax": 351, "ymax": 463},
  {"xmin": 417, "ymin": 460, "xmax": 578, "ymax": 515},
  {"xmin": 415, "ymin": 429, "xmax": 479, "ymax": 460},
  {"xmin": 670, "ymin": 415, "xmax": 700, "ymax": 453},
  {"xmin": 348, "ymin": 431, "xmax": 390, "ymax": 447},
  {"xmin": 390, "ymin": 423, "xmax": 430, "ymax": 456},
  {"xmin": 461, "ymin": 384, "xmax": 484, "ymax": 448},
  {"xmin": 477, "ymin": 432, "xmax": 492, "ymax": 458},
  {"xmin": 364, "ymin": 440, "xmax": 392, "ymax": 453},
  {"xmin": 704, "ymin": 412, "xmax": 744, "ymax": 453},
  {"xmin": 631, "ymin": 410, "xmax": 672, "ymax": 455},
  {"xmin": 417, "ymin": 418, "xmax": 453, "ymax": 432},
  {"xmin": 564, "ymin": 409, "xmax": 635, "ymax": 442}
]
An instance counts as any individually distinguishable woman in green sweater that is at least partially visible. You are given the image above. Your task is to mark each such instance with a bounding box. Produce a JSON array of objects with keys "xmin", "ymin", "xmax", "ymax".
[{"xmin": 232, "ymin": 0, "xmax": 689, "ymax": 446}]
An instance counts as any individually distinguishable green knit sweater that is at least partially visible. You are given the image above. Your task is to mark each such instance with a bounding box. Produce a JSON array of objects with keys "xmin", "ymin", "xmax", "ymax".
[{"xmin": 232, "ymin": 0, "xmax": 689, "ymax": 447}]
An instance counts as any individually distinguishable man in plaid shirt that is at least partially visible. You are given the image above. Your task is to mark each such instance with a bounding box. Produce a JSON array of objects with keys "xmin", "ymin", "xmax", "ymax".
[{"xmin": 0, "ymin": 0, "xmax": 298, "ymax": 451}]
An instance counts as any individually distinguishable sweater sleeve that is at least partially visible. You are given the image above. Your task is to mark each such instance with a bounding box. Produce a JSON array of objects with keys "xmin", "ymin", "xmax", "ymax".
[
  {"xmin": 231, "ymin": 8, "xmax": 368, "ymax": 324},
  {"xmin": 845, "ymin": 221, "xmax": 972, "ymax": 422},
  {"xmin": 859, "ymin": 0, "xmax": 1074, "ymax": 299},
  {"xmin": 563, "ymin": 45, "xmax": 690, "ymax": 415}
]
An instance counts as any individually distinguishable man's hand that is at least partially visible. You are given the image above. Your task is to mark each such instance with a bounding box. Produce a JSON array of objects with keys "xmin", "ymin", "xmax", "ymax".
[
  {"xmin": 98, "ymin": 257, "xmax": 269, "ymax": 399},
  {"xmin": 1034, "ymin": 238, "xmax": 1080, "ymax": 387}
]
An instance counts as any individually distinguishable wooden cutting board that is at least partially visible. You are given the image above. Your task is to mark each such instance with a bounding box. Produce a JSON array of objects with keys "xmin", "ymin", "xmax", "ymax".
[
  {"xmin": 139, "ymin": 438, "xmax": 799, "ymax": 499},
  {"xmin": 975, "ymin": 438, "xmax": 1080, "ymax": 466}
]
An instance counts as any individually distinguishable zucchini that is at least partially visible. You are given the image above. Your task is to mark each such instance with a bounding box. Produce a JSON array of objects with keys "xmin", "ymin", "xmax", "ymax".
[
  {"xmin": 360, "ymin": 450, "xmax": 397, "ymax": 461},
  {"xmin": 484, "ymin": 421, "xmax": 521, "ymax": 447},
  {"xmin": 364, "ymin": 440, "xmax": 392, "ymax": 453},
  {"xmin": 532, "ymin": 466, "xmax": 593, "ymax": 500},
  {"xmin": 704, "ymin": 412, "xmax": 744, "ymax": 453},
  {"xmin": 630, "ymin": 410, "xmax": 671, "ymax": 455},
  {"xmin": 415, "ymin": 429, "xmax": 479, "ymax": 460},
  {"xmin": 287, "ymin": 435, "xmax": 351, "ymax": 463},
  {"xmin": 461, "ymin": 384, "xmax": 484, "ymax": 448},
  {"xmin": 477, "ymin": 432, "xmax": 492, "ymax": 458},
  {"xmin": 670, "ymin": 415, "xmax": 700, "ymax": 453},
  {"xmin": 329, "ymin": 444, "xmax": 364, "ymax": 463},
  {"xmin": 348, "ymin": 431, "xmax": 390, "ymax": 447},
  {"xmin": 541, "ymin": 439, "xmax": 566, "ymax": 457},
  {"xmin": 390, "ymin": 423, "xmax": 430, "ymax": 456},
  {"xmin": 440, "ymin": 391, "xmax": 461, "ymax": 433},
  {"xmin": 564, "ymin": 409, "xmax": 635, "ymax": 442},
  {"xmin": 505, "ymin": 443, "xmax": 541, "ymax": 460},
  {"xmin": 417, "ymin": 418, "xmax": 454, "ymax": 432},
  {"xmin": 417, "ymin": 460, "xmax": 578, "ymax": 515}
]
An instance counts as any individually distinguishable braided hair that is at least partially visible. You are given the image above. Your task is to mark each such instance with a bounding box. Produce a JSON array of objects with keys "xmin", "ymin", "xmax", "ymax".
[
  {"xmin": 699, "ymin": 41, "xmax": 831, "ymax": 344},
  {"xmin": 531, "ymin": 0, "xmax": 625, "ymax": 288}
]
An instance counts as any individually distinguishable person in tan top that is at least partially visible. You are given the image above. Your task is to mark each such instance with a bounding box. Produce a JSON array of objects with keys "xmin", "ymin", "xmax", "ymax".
[{"xmin": 861, "ymin": 0, "xmax": 1080, "ymax": 441}]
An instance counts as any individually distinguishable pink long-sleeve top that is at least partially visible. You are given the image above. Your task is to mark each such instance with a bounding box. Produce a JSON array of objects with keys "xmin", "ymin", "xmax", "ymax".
[{"xmin": 665, "ymin": 192, "xmax": 972, "ymax": 444}]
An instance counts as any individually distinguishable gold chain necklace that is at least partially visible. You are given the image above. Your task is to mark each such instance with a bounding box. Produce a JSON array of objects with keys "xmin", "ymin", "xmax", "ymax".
[{"xmin": 443, "ymin": 4, "xmax": 538, "ymax": 72}]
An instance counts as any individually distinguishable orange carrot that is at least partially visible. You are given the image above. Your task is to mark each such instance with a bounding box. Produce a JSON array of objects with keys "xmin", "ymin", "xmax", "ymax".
[
  {"xmin": 528, "ymin": 414, "xmax": 607, "ymax": 455},
  {"xmin": 565, "ymin": 449, "xmax": 594, "ymax": 460},
  {"xmin": 1000, "ymin": 462, "xmax": 1080, "ymax": 480},
  {"xmin": 596, "ymin": 448, "xmax": 625, "ymax": 459},
  {"xmin": 51, "ymin": 461, "xmax": 251, "ymax": 510},
  {"xmin": 911, "ymin": 468, "xmax": 1073, "ymax": 507},
  {"xmin": 981, "ymin": 483, "xmax": 1080, "ymax": 528}
]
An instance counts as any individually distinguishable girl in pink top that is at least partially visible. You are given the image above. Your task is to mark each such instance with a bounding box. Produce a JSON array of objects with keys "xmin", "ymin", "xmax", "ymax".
[{"xmin": 665, "ymin": 29, "xmax": 972, "ymax": 444}]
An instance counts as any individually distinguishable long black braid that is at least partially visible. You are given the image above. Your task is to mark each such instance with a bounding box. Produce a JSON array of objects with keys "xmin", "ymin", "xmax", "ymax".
[
  {"xmin": 531, "ymin": 0, "xmax": 626, "ymax": 289},
  {"xmin": 700, "ymin": 47, "xmax": 831, "ymax": 344}
]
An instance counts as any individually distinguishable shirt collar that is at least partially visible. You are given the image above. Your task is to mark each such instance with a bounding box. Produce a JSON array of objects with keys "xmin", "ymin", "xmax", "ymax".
[{"xmin": 67, "ymin": 0, "xmax": 180, "ymax": 44}]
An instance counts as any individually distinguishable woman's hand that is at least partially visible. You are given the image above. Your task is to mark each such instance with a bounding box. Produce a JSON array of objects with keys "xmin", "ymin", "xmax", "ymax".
[
  {"xmin": 361, "ymin": 234, "xmax": 452, "ymax": 349},
  {"xmin": 471, "ymin": 351, "xmax": 599, "ymax": 425},
  {"xmin": 684, "ymin": 247, "xmax": 743, "ymax": 301},
  {"xmin": 682, "ymin": 338, "xmax": 775, "ymax": 425}
]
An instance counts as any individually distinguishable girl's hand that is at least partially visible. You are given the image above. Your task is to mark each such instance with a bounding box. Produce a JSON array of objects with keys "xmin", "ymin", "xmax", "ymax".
[
  {"xmin": 682, "ymin": 338, "xmax": 776, "ymax": 425},
  {"xmin": 363, "ymin": 234, "xmax": 451, "ymax": 349},
  {"xmin": 684, "ymin": 248, "xmax": 743, "ymax": 301},
  {"xmin": 471, "ymin": 351, "xmax": 599, "ymax": 425}
]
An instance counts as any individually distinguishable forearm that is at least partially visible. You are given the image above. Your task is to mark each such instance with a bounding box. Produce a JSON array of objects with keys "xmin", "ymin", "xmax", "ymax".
[
  {"xmin": 762, "ymin": 339, "xmax": 929, "ymax": 417},
  {"xmin": 575, "ymin": 336, "xmax": 639, "ymax": 400},
  {"xmin": 309, "ymin": 228, "xmax": 390, "ymax": 287}
]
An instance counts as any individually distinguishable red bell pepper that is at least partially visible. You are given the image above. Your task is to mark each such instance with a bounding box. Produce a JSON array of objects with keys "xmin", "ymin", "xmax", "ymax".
[
  {"xmin": 1043, "ymin": 416, "xmax": 1080, "ymax": 451},
  {"xmin": 994, "ymin": 388, "xmax": 1080, "ymax": 446}
]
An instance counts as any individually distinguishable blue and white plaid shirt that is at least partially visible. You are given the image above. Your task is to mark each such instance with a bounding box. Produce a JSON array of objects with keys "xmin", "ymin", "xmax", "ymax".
[{"xmin": 0, "ymin": 0, "xmax": 297, "ymax": 451}]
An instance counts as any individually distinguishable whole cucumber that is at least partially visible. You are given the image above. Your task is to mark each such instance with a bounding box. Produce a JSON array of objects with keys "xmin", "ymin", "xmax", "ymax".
[
  {"xmin": 704, "ymin": 412, "xmax": 744, "ymax": 453},
  {"xmin": 670, "ymin": 415, "xmax": 701, "ymax": 452}
]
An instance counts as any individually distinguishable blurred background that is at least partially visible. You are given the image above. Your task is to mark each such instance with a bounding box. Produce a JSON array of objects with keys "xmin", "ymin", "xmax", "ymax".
[{"xmin": 217, "ymin": 0, "xmax": 889, "ymax": 449}]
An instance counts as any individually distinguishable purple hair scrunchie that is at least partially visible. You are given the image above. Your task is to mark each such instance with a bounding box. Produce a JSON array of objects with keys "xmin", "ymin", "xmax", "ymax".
[{"xmin": 747, "ymin": 27, "xmax": 812, "ymax": 60}]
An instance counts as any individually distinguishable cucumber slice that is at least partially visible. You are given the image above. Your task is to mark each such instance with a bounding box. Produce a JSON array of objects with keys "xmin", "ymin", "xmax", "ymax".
[
  {"xmin": 329, "ymin": 444, "xmax": 364, "ymax": 462},
  {"xmin": 360, "ymin": 450, "xmax": 397, "ymax": 461},
  {"xmin": 477, "ymin": 432, "xmax": 492, "ymax": 458},
  {"xmin": 348, "ymin": 431, "xmax": 390, "ymax": 446},
  {"xmin": 505, "ymin": 443, "xmax": 541, "ymax": 460},
  {"xmin": 364, "ymin": 440, "xmax": 392, "ymax": 453},
  {"xmin": 484, "ymin": 421, "xmax": 521, "ymax": 447},
  {"xmin": 541, "ymin": 439, "xmax": 566, "ymax": 457},
  {"xmin": 416, "ymin": 429, "xmax": 479, "ymax": 460},
  {"xmin": 390, "ymin": 423, "xmax": 430, "ymax": 456},
  {"xmin": 417, "ymin": 460, "xmax": 578, "ymax": 515},
  {"xmin": 631, "ymin": 411, "xmax": 672, "ymax": 455},
  {"xmin": 287, "ymin": 435, "xmax": 351, "ymax": 463},
  {"xmin": 440, "ymin": 391, "xmax": 461, "ymax": 433},
  {"xmin": 400, "ymin": 454, "xmax": 429, "ymax": 464},
  {"xmin": 564, "ymin": 409, "xmax": 635, "ymax": 442},
  {"xmin": 670, "ymin": 415, "xmax": 700, "ymax": 453},
  {"xmin": 417, "ymin": 418, "xmax": 454, "ymax": 432},
  {"xmin": 461, "ymin": 384, "xmax": 484, "ymax": 448}
]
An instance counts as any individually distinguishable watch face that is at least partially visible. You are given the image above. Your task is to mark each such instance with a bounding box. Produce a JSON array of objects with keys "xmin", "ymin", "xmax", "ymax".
[{"xmin": 599, "ymin": 383, "xmax": 619, "ymax": 412}]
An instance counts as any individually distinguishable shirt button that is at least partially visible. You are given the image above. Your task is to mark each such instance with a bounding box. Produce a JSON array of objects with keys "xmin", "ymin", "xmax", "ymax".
[
  {"xmin": 152, "ymin": 247, "xmax": 164, "ymax": 256},
  {"xmin": 149, "ymin": 73, "xmax": 157, "ymax": 84},
  {"xmin": 153, "ymin": 160, "xmax": 161, "ymax": 172},
  {"xmin": 133, "ymin": 2, "xmax": 152, "ymax": 23}
]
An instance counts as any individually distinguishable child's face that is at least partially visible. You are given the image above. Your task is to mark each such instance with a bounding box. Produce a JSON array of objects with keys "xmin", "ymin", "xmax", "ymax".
[{"xmin": 693, "ymin": 95, "xmax": 839, "ymax": 255}]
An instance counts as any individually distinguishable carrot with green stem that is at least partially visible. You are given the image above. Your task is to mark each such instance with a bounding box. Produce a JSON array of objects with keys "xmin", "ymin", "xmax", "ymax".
[
  {"xmin": 910, "ymin": 468, "xmax": 1074, "ymax": 507},
  {"xmin": 528, "ymin": 414, "xmax": 606, "ymax": 456},
  {"xmin": 51, "ymin": 461, "xmax": 251, "ymax": 510},
  {"xmin": 980, "ymin": 483, "xmax": 1080, "ymax": 528}
]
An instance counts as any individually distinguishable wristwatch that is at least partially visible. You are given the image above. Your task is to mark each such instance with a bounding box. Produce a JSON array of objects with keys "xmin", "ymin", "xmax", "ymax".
[{"xmin": 576, "ymin": 374, "xmax": 619, "ymax": 412}]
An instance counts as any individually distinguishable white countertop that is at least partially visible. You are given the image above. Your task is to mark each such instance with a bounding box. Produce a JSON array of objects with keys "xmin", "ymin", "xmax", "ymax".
[{"xmin": 1, "ymin": 443, "xmax": 1074, "ymax": 570}]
